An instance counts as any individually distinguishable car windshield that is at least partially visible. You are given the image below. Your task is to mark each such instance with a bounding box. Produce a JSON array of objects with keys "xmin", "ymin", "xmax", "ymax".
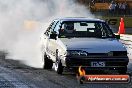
[{"xmin": 58, "ymin": 21, "xmax": 114, "ymax": 38}]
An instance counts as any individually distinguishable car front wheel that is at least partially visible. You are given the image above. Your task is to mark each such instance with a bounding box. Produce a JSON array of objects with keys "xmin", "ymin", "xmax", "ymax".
[
  {"xmin": 55, "ymin": 60, "xmax": 64, "ymax": 74},
  {"xmin": 43, "ymin": 54, "xmax": 53, "ymax": 69}
]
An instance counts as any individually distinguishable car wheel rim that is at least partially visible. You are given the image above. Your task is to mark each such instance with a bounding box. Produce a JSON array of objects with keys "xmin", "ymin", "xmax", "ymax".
[{"xmin": 54, "ymin": 62, "xmax": 58, "ymax": 71}]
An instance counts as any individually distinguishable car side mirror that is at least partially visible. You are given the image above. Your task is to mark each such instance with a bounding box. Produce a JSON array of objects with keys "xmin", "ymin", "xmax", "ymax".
[
  {"xmin": 115, "ymin": 34, "xmax": 120, "ymax": 39},
  {"xmin": 50, "ymin": 33, "xmax": 57, "ymax": 40}
]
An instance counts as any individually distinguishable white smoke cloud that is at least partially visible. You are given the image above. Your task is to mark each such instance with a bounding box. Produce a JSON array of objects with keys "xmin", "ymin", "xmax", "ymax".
[{"xmin": 0, "ymin": 0, "xmax": 94, "ymax": 68}]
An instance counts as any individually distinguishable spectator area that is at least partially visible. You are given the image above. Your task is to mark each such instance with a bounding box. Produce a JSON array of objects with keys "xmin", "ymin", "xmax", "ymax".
[
  {"xmin": 92, "ymin": 2, "xmax": 132, "ymax": 11},
  {"xmin": 76, "ymin": 0, "xmax": 132, "ymax": 28},
  {"xmin": 89, "ymin": 0, "xmax": 132, "ymax": 16}
]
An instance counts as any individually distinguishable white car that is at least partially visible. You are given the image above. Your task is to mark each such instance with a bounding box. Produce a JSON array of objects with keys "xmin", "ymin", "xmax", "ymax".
[{"xmin": 41, "ymin": 17, "xmax": 129, "ymax": 74}]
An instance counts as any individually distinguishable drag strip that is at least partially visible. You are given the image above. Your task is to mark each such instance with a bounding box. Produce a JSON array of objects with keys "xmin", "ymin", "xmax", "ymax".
[{"xmin": 0, "ymin": 53, "xmax": 131, "ymax": 88}]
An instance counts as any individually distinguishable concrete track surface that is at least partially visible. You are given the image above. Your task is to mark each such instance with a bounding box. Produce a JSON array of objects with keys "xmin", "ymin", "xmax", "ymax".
[{"xmin": 0, "ymin": 35, "xmax": 132, "ymax": 88}]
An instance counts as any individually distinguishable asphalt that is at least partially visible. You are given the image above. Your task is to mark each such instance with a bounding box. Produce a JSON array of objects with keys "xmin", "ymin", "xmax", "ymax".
[{"xmin": 0, "ymin": 52, "xmax": 131, "ymax": 88}]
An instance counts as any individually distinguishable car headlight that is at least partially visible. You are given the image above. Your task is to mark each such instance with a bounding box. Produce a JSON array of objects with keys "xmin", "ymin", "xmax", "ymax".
[
  {"xmin": 113, "ymin": 51, "xmax": 127, "ymax": 56},
  {"xmin": 108, "ymin": 51, "xmax": 127, "ymax": 56},
  {"xmin": 67, "ymin": 50, "xmax": 87, "ymax": 56}
]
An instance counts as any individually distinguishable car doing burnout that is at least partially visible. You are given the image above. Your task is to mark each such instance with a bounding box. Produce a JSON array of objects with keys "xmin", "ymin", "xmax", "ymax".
[{"xmin": 40, "ymin": 17, "xmax": 129, "ymax": 74}]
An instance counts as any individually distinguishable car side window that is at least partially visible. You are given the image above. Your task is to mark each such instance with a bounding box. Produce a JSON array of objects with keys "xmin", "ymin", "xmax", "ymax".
[
  {"xmin": 44, "ymin": 21, "xmax": 55, "ymax": 36},
  {"xmin": 44, "ymin": 28, "xmax": 50, "ymax": 36},
  {"xmin": 50, "ymin": 21, "xmax": 59, "ymax": 34},
  {"xmin": 53, "ymin": 21, "xmax": 60, "ymax": 34}
]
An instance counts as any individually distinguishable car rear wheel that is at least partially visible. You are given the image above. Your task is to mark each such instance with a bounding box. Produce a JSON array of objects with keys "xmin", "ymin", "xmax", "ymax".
[
  {"xmin": 43, "ymin": 54, "xmax": 53, "ymax": 69},
  {"xmin": 55, "ymin": 60, "xmax": 64, "ymax": 74}
]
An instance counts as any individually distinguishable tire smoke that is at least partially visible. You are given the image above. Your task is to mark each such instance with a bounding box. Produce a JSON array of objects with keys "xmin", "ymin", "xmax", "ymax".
[{"xmin": 0, "ymin": 0, "xmax": 94, "ymax": 68}]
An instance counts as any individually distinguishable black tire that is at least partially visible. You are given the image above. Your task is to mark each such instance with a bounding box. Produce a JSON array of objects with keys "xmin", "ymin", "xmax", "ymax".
[
  {"xmin": 43, "ymin": 54, "xmax": 53, "ymax": 69},
  {"xmin": 118, "ymin": 66, "xmax": 127, "ymax": 74},
  {"xmin": 55, "ymin": 60, "xmax": 64, "ymax": 74}
]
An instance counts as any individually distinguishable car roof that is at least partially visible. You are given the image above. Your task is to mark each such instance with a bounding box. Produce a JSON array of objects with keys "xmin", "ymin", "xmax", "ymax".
[{"xmin": 54, "ymin": 17, "xmax": 105, "ymax": 22}]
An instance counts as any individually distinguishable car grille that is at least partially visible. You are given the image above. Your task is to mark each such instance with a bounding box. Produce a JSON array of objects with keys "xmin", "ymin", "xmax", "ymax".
[
  {"xmin": 87, "ymin": 53, "xmax": 108, "ymax": 57},
  {"xmin": 66, "ymin": 57, "xmax": 128, "ymax": 67},
  {"xmin": 85, "ymin": 51, "xmax": 127, "ymax": 57}
]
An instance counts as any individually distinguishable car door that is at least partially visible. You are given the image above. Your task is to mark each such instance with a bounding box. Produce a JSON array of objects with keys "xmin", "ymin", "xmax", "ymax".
[
  {"xmin": 47, "ymin": 20, "xmax": 59, "ymax": 62},
  {"xmin": 41, "ymin": 21, "xmax": 54, "ymax": 54}
]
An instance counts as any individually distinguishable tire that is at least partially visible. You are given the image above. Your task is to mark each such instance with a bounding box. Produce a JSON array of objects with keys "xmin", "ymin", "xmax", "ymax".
[
  {"xmin": 43, "ymin": 54, "xmax": 53, "ymax": 69},
  {"xmin": 118, "ymin": 66, "xmax": 127, "ymax": 74},
  {"xmin": 55, "ymin": 60, "xmax": 64, "ymax": 74}
]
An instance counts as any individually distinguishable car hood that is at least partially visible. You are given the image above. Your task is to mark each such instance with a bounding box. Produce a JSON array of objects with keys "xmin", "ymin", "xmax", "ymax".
[{"xmin": 60, "ymin": 38, "xmax": 127, "ymax": 53}]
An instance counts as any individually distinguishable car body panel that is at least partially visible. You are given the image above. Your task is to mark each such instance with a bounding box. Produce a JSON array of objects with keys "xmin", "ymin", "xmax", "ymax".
[
  {"xmin": 41, "ymin": 17, "xmax": 129, "ymax": 72},
  {"xmin": 59, "ymin": 38, "xmax": 126, "ymax": 53}
]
